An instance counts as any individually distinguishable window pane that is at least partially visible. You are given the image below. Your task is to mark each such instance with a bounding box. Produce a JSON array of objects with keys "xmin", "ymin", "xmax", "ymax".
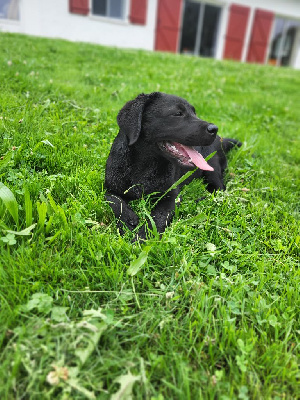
[
  {"xmin": 0, "ymin": 0, "xmax": 19, "ymax": 20},
  {"xmin": 93, "ymin": 0, "xmax": 106, "ymax": 17},
  {"xmin": 180, "ymin": 1, "xmax": 200, "ymax": 54},
  {"xmin": 109, "ymin": 0, "xmax": 123, "ymax": 19},
  {"xmin": 199, "ymin": 5, "xmax": 221, "ymax": 57},
  {"xmin": 268, "ymin": 18, "xmax": 300, "ymax": 66}
]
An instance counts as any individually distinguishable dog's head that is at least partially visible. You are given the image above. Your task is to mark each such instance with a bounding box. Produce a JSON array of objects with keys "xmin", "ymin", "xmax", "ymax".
[{"xmin": 117, "ymin": 92, "xmax": 218, "ymax": 171}]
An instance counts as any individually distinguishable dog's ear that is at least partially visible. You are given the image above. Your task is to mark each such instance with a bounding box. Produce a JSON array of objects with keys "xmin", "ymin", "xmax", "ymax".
[{"xmin": 117, "ymin": 93, "xmax": 159, "ymax": 145}]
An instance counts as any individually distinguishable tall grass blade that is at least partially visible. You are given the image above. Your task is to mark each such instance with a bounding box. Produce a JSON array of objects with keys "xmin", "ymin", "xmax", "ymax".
[
  {"xmin": 6, "ymin": 223, "xmax": 36, "ymax": 236},
  {"xmin": 24, "ymin": 188, "xmax": 33, "ymax": 228},
  {"xmin": 153, "ymin": 169, "xmax": 196, "ymax": 207},
  {"xmin": 0, "ymin": 219, "xmax": 9, "ymax": 230},
  {"xmin": 45, "ymin": 215, "xmax": 54, "ymax": 234},
  {"xmin": 0, "ymin": 182, "xmax": 19, "ymax": 227},
  {"xmin": 0, "ymin": 151, "xmax": 13, "ymax": 173},
  {"xmin": 47, "ymin": 193, "xmax": 58, "ymax": 213},
  {"xmin": 37, "ymin": 201, "xmax": 47, "ymax": 229},
  {"xmin": 47, "ymin": 193, "xmax": 68, "ymax": 228},
  {"xmin": 41, "ymin": 139, "xmax": 55, "ymax": 148},
  {"xmin": 57, "ymin": 204, "xmax": 68, "ymax": 228},
  {"xmin": 153, "ymin": 151, "xmax": 217, "ymax": 207},
  {"xmin": 127, "ymin": 246, "xmax": 152, "ymax": 276}
]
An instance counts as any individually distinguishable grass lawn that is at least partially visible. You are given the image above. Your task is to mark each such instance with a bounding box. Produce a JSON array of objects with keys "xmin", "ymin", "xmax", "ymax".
[{"xmin": 0, "ymin": 33, "xmax": 299, "ymax": 399}]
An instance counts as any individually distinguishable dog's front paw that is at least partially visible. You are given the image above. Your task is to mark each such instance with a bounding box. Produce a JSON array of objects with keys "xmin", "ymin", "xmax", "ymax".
[{"xmin": 132, "ymin": 226, "xmax": 147, "ymax": 242}]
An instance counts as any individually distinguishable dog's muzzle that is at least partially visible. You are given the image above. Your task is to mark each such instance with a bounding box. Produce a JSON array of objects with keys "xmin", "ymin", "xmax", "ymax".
[
  {"xmin": 158, "ymin": 141, "xmax": 214, "ymax": 171},
  {"xmin": 207, "ymin": 124, "xmax": 218, "ymax": 135}
]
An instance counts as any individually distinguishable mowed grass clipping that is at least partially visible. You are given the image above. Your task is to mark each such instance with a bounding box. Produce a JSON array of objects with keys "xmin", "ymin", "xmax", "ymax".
[{"xmin": 0, "ymin": 33, "xmax": 299, "ymax": 399}]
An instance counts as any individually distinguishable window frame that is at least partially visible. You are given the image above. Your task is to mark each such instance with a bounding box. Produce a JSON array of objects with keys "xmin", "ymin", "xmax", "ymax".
[{"xmin": 90, "ymin": 0, "xmax": 128, "ymax": 23}]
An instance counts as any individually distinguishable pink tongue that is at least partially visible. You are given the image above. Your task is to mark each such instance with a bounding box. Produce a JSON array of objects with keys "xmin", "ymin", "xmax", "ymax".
[{"xmin": 179, "ymin": 144, "xmax": 214, "ymax": 171}]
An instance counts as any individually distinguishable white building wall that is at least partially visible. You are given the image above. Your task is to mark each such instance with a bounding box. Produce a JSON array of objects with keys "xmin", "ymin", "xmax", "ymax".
[
  {"xmin": 0, "ymin": 0, "xmax": 158, "ymax": 51},
  {"xmin": 1, "ymin": 0, "xmax": 300, "ymax": 67}
]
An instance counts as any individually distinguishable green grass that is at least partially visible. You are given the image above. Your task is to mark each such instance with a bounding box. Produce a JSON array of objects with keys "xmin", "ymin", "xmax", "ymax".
[{"xmin": 0, "ymin": 32, "xmax": 299, "ymax": 399}]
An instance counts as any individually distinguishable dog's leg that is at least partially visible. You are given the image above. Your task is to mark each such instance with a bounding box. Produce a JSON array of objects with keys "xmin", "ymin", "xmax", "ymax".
[
  {"xmin": 136, "ymin": 192, "xmax": 178, "ymax": 240},
  {"xmin": 203, "ymin": 138, "xmax": 241, "ymax": 192},
  {"xmin": 106, "ymin": 193, "xmax": 139, "ymax": 235},
  {"xmin": 152, "ymin": 195, "xmax": 177, "ymax": 232},
  {"xmin": 203, "ymin": 167, "xmax": 226, "ymax": 193},
  {"xmin": 222, "ymin": 138, "xmax": 242, "ymax": 153},
  {"xmin": 204, "ymin": 176, "xmax": 226, "ymax": 193}
]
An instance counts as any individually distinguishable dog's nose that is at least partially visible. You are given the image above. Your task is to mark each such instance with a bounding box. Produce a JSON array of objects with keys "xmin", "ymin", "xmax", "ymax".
[{"xmin": 207, "ymin": 124, "xmax": 218, "ymax": 135}]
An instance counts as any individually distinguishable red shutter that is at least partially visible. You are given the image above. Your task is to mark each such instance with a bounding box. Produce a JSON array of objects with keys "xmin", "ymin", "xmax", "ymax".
[
  {"xmin": 223, "ymin": 4, "xmax": 250, "ymax": 61},
  {"xmin": 69, "ymin": 0, "xmax": 89, "ymax": 16},
  {"xmin": 155, "ymin": 0, "xmax": 183, "ymax": 52},
  {"xmin": 130, "ymin": 0, "xmax": 148, "ymax": 25},
  {"xmin": 246, "ymin": 9, "xmax": 274, "ymax": 63}
]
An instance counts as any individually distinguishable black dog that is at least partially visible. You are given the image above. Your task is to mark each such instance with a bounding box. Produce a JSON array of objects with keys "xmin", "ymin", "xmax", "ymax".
[{"xmin": 105, "ymin": 92, "xmax": 241, "ymax": 239}]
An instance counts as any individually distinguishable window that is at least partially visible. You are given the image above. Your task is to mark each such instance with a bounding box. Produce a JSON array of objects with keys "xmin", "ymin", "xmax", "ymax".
[
  {"xmin": 0, "ymin": 0, "xmax": 19, "ymax": 20},
  {"xmin": 180, "ymin": 1, "xmax": 221, "ymax": 57},
  {"xmin": 268, "ymin": 17, "xmax": 300, "ymax": 67},
  {"xmin": 92, "ymin": 0, "xmax": 126, "ymax": 20}
]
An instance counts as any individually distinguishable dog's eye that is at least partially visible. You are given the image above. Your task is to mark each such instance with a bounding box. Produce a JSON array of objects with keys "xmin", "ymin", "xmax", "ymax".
[{"xmin": 174, "ymin": 111, "xmax": 184, "ymax": 116}]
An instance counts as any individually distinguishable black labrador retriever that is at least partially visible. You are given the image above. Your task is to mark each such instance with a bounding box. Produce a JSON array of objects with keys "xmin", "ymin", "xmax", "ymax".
[{"xmin": 105, "ymin": 92, "xmax": 241, "ymax": 239}]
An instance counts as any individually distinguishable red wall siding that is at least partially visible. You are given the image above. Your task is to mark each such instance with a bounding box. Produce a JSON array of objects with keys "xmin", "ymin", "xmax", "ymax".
[
  {"xmin": 247, "ymin": 9, "xmax": 274, "ymax": 63},
  {"xmin": 223, "ymin": 4, "xmax": 250, "ymax": 61},
  {"xmin": 155, "ymin": 0, "xmax": 183, "ymax": 52}
]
